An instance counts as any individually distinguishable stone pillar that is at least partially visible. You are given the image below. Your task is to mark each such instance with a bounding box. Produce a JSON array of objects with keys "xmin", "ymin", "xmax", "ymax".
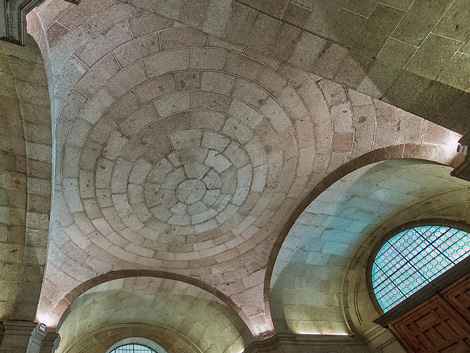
[
  {"xmin": 451, "ymin": 134, "xmax": 470, "ymax": 181},
  {"xmin": 26, "ymin": 325, "xmax": 47, "ymax": 353},
  {"xmin": 0, "ymin": 321, "xmax": 58, "ymax": 353},
  {"xmin": 39, "ymin": 332, "xmax": 60, "ymax": 353},
  {"xmin": 0, "ymin": 320, "xmax": 36, "ymax": 353}
]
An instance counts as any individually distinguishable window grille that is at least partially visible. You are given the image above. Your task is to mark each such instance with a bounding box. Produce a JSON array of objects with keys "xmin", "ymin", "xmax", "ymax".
[
  {"xmin": 372, "ymin": 225, "xmax": 470, "ymax": 312},
  {"xmin": 110, "ymin": 344, "xmax": 157, "ymax": 353}
]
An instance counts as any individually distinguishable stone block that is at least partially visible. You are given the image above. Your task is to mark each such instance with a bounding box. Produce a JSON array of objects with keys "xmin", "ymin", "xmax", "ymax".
[
  {"xmin": 270, "ymin": 23, "xmax": 302, "ymax": 62},
  {"xmin": 160, "ymin": 27, "xmax": 207, "ymax": 51},
  {"xmin": 107, "ymin": 92, "xmax": 141, "ymax": 122},
  {"xmin": 351, "ymin": 4, "xmax": 404, "ymax": 60},
  {"xmin": 202, "ymin": 0, "xmax": 232, "ymax": 38},
  {"xmin": 143, "ymin": 49, "xmax": 190, "ymax": 78},
  {"xmin": 227, "ymin": 100, "xmax": 263, "ymax": 129},
  {"xmin": 440, "ymin": 93, "xmax": 470, "ymax": 134},
  {"xmin": 289, "ymin": 32, "xmax": 326, "ymax": 72},
  {"xmin": 154, "ymin": 91, "xmax": 191, "ymax": 117},
  {"xmin": 129, "ymin": 10, "xmax": 173, "ymax": 37},
  {"xmin": 175, "ymin": 71, "xmax": 201, "ymax": 91},
  {"xmin": 180, "ymin": 0, "xmax": 210, "ymax": 29},
  {"xmin": 190, "ymin": 47, "xmax": 228, "ymax": 70},
  {"xmin": 259, "ymin": 0, "xmax": 288, "ymax": 18},
  {"xmin": 201, "ymin": 71, "xmax": 235, "ymax": 95},
  {"xmin": 246, "ymin": 14, "xmax": 280, "ymax": 54},
  {"xmin": 113, "ymin": 32, "xmax": 161, "ymax": 68},
  {"xmin": 91, "ymin": 114, "xmax": 118, "ymax": 143},
  {"xmin": 84, "ymin": 2, "xmax": 137, "ymax": 35},
  {"xmin": 259, "ymin": 98, "xmax": 291, "ymax": 133},
  {"xmin": 357, "ymin": 60, "xmax": 401, "ymax": 99},
  {"xmin": 376, "ymin": 38, "xmax": 417, "ymax": 70},
  {"xmin": 191, "ymin": 91, "xmax": 231, "ymax": 113},
  {"xmin": 121, "ymin": 128, "xmax": 154, "ymax": 162},
  {"xmin": 406, "ymin": 34, "xmax": 461, "ymax": 80},
  {"xmin": 107, "ymin": 61, "xmax": 148, "ymax": 98},
  {"xmin": 232, "ymin": 78, "xmax": 268, "ymax": 108},
  {"xmin": 67, "ymin": 118, "xmax": 92, "ymax": 148},
  {"xmin": 409, "ymin": 81, "xmax": 463, "ymax": 124},
  {"xmin": 433, "ymin": 0, "xmax": 470, "ymax": 42},
  {"xmin": 257, "ymin": 67, "xmax": 286, "ymax": 96},
  {"xmin": 392, "ymin": 0, "xmax": 451, "ymax": 46},
  {"xmin": 383, "ymin": 70, "xmax": 432, "ymax": 110},
  {"xmin": 330, "ymin": 10, "xmax": 365, "ymax": 48},
  {"xmin": 225, "ymin": 2, "xmax": 257, "ymax": 45},
  {"xmin": 438, "ymin": 52, "xmax": 470, "ymax": 92},
  {"xmin": 224, "ymin": 52, "xmax": 264, "ymax": 81},
  {"xmin": 134, "ymin": 73, "xmax": 175, "ymax": 104},
  {"xmin": 102, "ymin": 130, "xmax": 128, "ymax": 160},
  {"xmin": 282, "ymin": 2, "xmax": 311, "ymax": 27},
  {"xmin": 304, "ymin": 0, "xmax": 345, "ymax": 38},
  {"xmin": 79, "ymin": 87, "xmax": 116, "ymax": 125},
  {"xmin": 50, "ymin": 25, "xmax": 92, "ymax": 74},
  {"xmin": 380, "ymin": 0, "xmax": 413, "ymax": 10},
  {"xmin": 77, "ymin": 22, "xmax": 133, "ymax": 67},
  {"xmin": 59, "ymin": 90, "xmax": 88, "ymax": 122},
  {"xmin": 312, "ymin": 42, "xmax": 348, "ymax": 80}
]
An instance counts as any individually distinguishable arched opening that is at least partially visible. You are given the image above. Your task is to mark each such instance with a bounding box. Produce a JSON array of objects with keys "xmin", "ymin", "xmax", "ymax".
[
  {"xmin": 106, "ymin": 338, "xmax": 167, "ymax": 353},
  {"xmin": 371, "ymin": 224, "xmax": 470, "ymax": 312}
]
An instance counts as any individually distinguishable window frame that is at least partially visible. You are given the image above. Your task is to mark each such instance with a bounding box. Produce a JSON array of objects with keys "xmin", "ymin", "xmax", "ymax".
[
  {"xmin": 367, "ymin": 219, "xmax": 470, "ymax": 326},
  {"xmin": 106, "ymin": 338, "xmax": 167, "ymax": 353}
]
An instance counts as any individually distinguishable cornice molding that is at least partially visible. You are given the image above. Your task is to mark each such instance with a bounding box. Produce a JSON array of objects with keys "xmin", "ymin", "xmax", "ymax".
[{"xmin": 244, "ymin": 333, "xmax": 367, "ymax": 353}]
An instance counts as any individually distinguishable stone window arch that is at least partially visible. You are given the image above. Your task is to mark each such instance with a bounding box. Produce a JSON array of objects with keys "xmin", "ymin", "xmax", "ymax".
[
  {"xmin": 106, "ymin": 338, "xmax": 167, "ymax": 353},
  {"xmin": 371, "ymin": 223, "xmax": 470, "ymax": 312}
]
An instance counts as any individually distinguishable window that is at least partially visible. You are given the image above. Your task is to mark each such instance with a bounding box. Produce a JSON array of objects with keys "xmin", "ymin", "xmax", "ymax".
[
  {"xmin": 372, "ymin": 225, "xmax": 470, "ymax": 312},
  {"xmin": 106, "ymin": 338, "xmax": 167, "ymax": 353},
  {"xmin": 109, "ymin": 344, "xmax": 156, "ymax": 353}
]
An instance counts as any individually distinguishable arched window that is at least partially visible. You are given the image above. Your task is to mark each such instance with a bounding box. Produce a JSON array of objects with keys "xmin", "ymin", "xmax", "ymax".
[
  {"xmin": 106, "ymin": 338, "xmax": 167, "ymax": 353},
  {"xmin": 372, "ymin": 225, "xmax": 470, "ymax": 312},
  {"xmin": 109, "ymin": 345, "xmax": 156, "ymax": 353}
]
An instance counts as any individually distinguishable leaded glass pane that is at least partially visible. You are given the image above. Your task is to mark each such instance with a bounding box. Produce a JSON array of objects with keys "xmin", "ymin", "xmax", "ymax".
[
  {"xmin": 372, "ymin": 225, "xmax": 470, "ymax": 312},
  {"xmin": 110, "ymin": 344, "xmax": 156, "ymax": 353}
]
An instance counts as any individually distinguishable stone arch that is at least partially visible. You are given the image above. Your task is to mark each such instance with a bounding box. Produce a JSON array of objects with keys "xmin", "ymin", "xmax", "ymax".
[
  {"xmin": 0, "ymin": 35, "xmax": 52, "ymax": 323},
  {"xmin": 54, "ymin": 275, "xmax": 253, "ymax": 353},
  {"xmin": 344, "ymin": 200, "xmax": 470, "ymax": 336},
  {"xmin": 52, "ymin": 269, "xmax": 251, "ymax": 334},
  {"xmin": 59, "ymin": 323, "xmax": 200, "ymax": 353},
  {"xmin": 264, "ymin": 144, "xmax": 466, "ymax": 334}
]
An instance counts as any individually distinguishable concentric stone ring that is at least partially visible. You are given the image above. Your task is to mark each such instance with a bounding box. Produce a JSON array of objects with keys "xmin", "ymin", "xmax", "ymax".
[{"xmin": 120, "ymin": 127, "xmax": 260, "ymax": 238}]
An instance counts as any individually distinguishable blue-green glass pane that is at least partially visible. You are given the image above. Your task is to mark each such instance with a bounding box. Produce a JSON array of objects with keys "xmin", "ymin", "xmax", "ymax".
[
  {"xmin": 372, "ymin": 225, "xmax": 470, "ymax": 312},
  {"xmin": 111, "ymin": 344, "xmax": 156, "ymax": 353}
]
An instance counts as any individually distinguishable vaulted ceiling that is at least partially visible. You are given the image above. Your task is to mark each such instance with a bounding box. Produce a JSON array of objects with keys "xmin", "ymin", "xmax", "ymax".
[{"xmin": 0, "ymin": 0, "xmax": 469, "ymax": 352}]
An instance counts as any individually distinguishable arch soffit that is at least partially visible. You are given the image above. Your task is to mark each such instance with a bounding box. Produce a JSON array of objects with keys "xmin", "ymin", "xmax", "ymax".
[
  {"xmin": 55, "ymin": 270, "xmax": 254, "ymax": 349},
  {"xmin": 263, "ymin": 144, "xmax": 466, "ymax": 324},
  {"xmin": 0, "ymin": 34, "xmax": 52, "ymax": 320},
  {"xmin": 56, "ymin": 270, "xmax": 250, "ymax": 328},
  {"xmin": 60, "ymin": 323, "xmax": 202, "ymax": 353}
]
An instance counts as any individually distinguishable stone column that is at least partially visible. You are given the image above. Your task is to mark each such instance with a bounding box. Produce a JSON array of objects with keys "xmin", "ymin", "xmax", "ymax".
[
  {"xmin": 26, "ymin": 325, "xmax": 47, "ymax": 353},
  {"xmin": 0, "ymin": 321, "xmax": 58, "ymax": 353},
  {"xmin": 39, "ymin": 332, "xmax": 60, "ymax": 353}
]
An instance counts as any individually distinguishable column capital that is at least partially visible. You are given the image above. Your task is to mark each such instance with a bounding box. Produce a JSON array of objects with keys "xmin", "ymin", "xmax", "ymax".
[
  {"xmin": 0, "ymin": 320, "xmax": 37, "ymax": 351},
  {"xmin": 0, "ymin": 0, "xmax": 80, "ymax": 45}
]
